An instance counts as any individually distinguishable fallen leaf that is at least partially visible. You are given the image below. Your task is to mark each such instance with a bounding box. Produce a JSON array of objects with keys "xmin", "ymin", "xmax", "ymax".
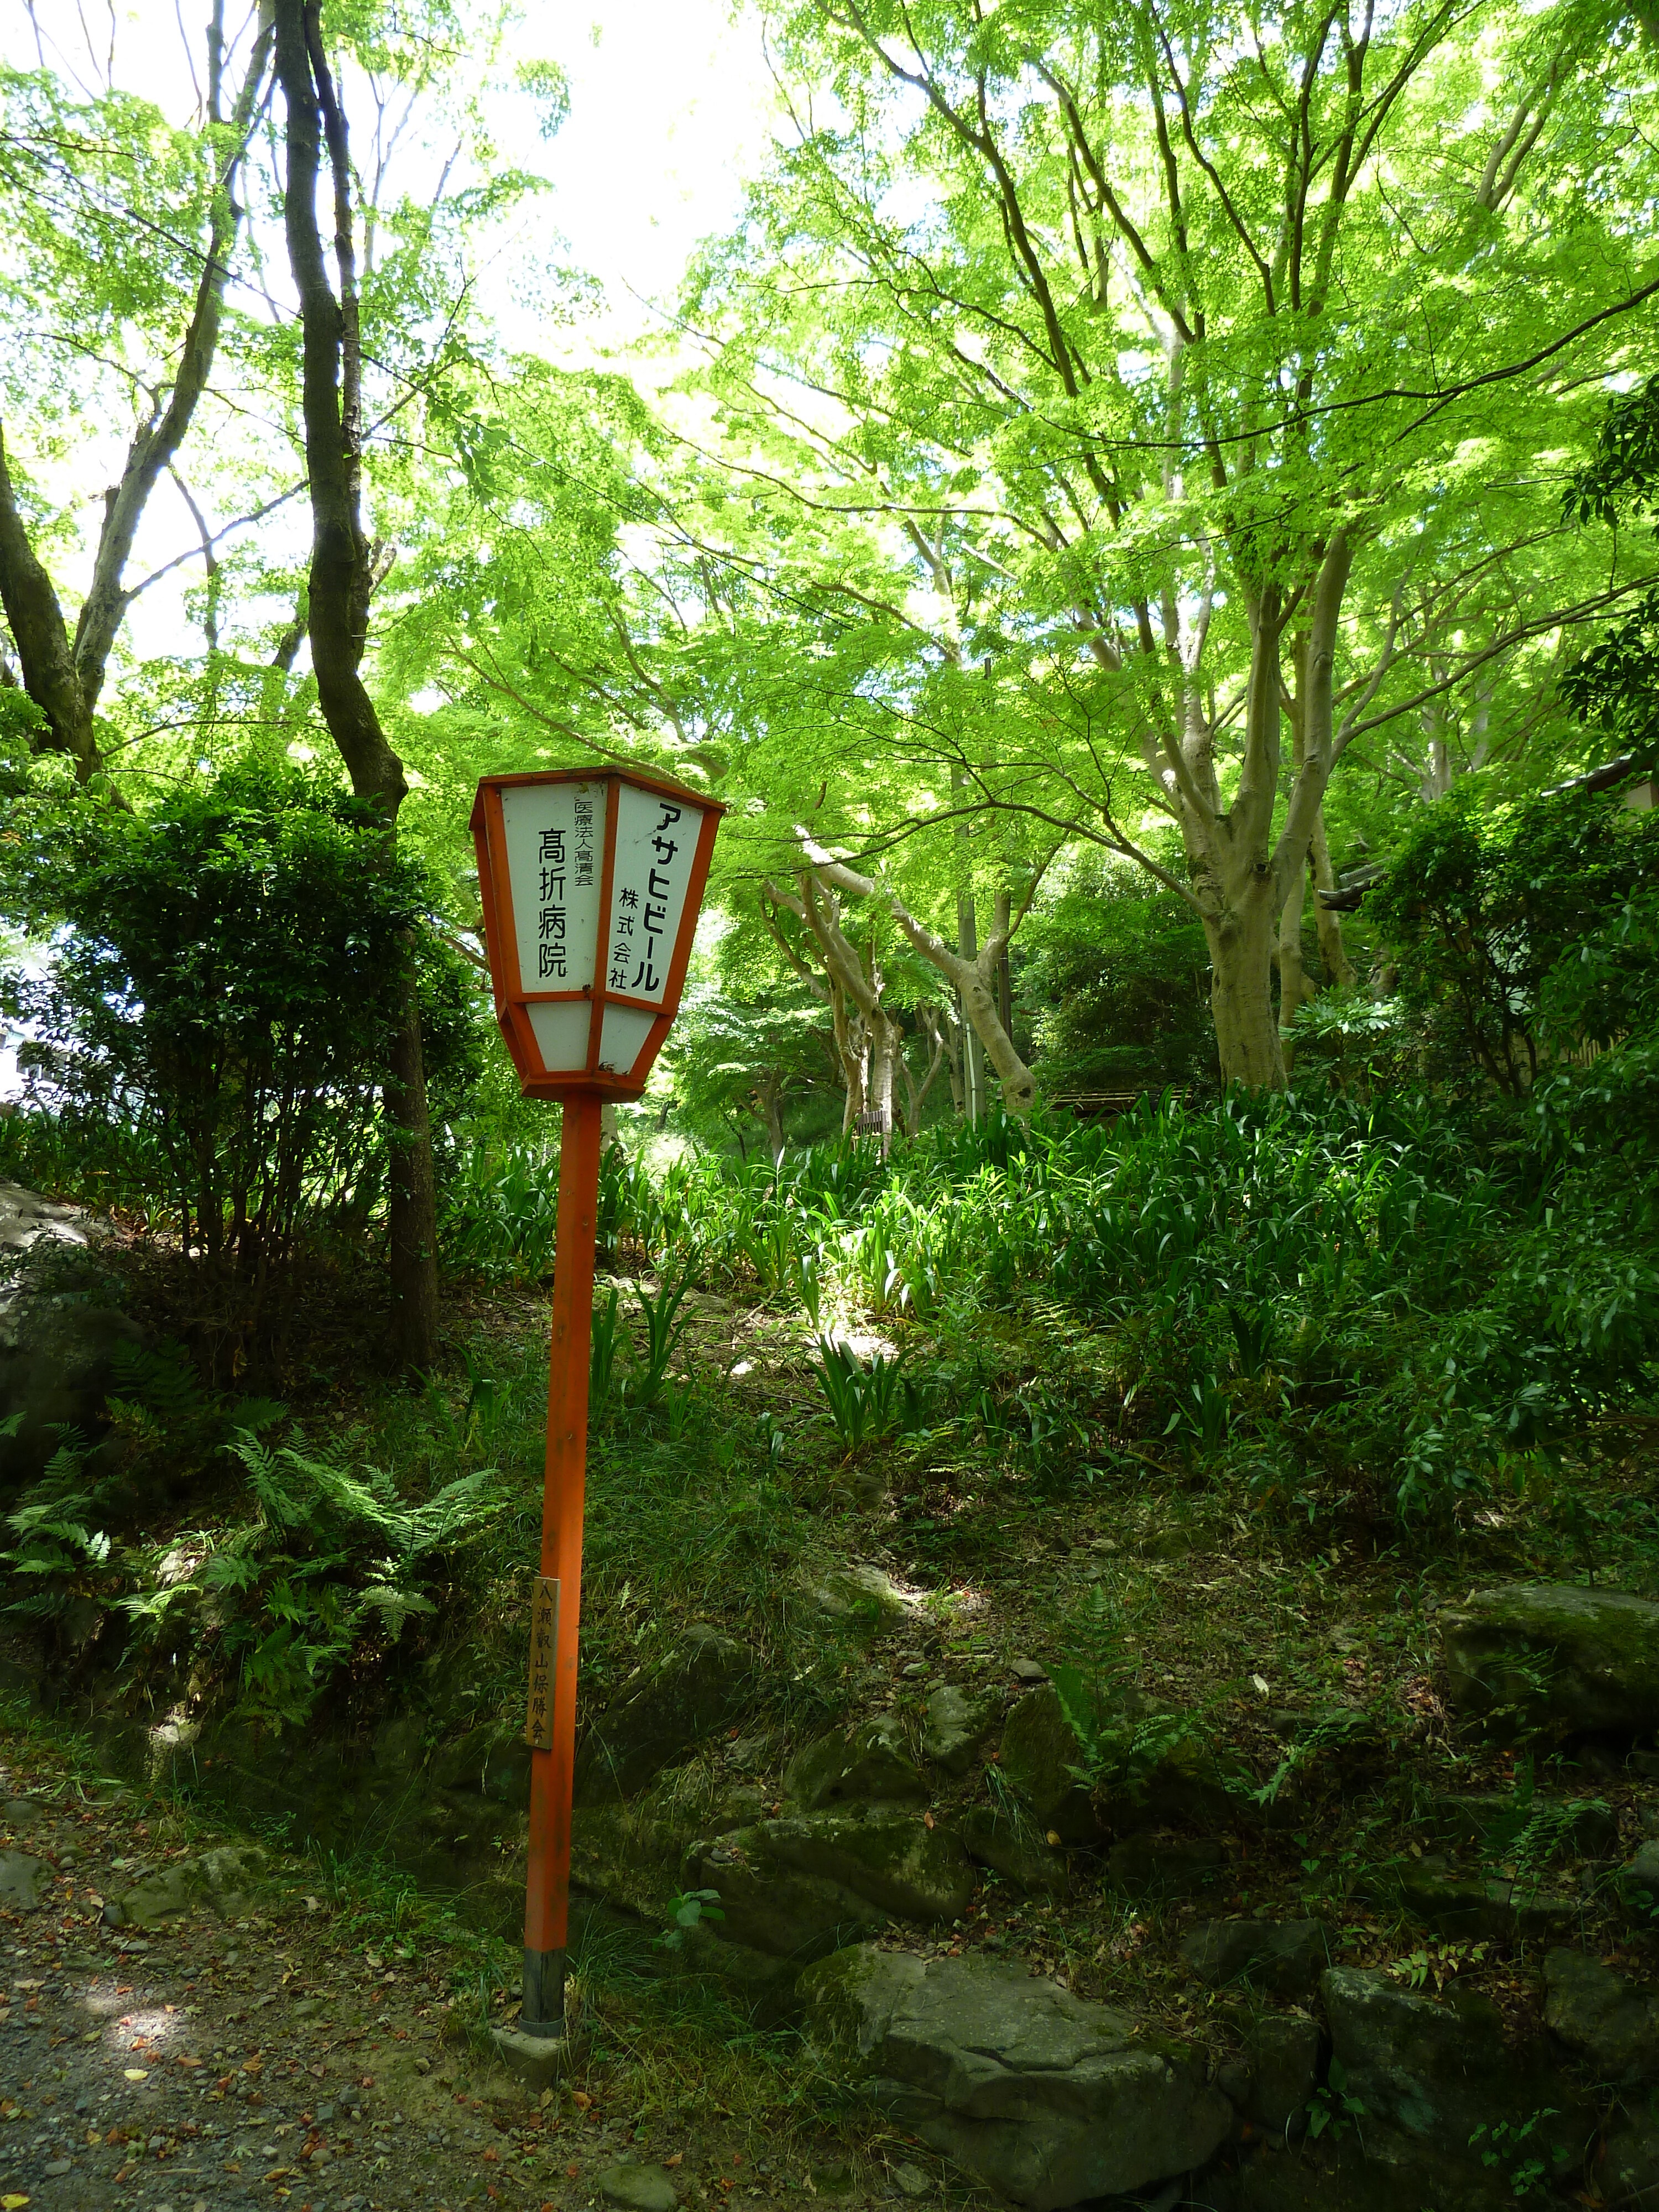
[
  {"xmin": 122, "ymin": 2070, "xmax": 148, "ymax": 2083},
  {"xmin": 570, "ymin": 2091, "xmax": 592, "ymax": 2109},
  {"xmin": 2, "ymin": 2194, "xmax": 29, "ymax": 2209},
  {"xmin": 922, "ymin": 1812, "xmax": 935, "ymax": 1830},
  {"xmin": 1250, "ymin": 1674, "xmax": 1270, "ymax": 1697},
  {"xmin": 665, "ymin": 2154, "xmax": 684, "ymax": 2169},
  {"xmin": 565, "ymin": 2164, "xmax": 581, "ymax": 2180}
]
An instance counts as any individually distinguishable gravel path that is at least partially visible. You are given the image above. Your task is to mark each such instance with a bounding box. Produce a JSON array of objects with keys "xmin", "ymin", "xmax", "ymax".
[{"xmin": 0, "ymin": 1738, "xmax": 911, "ymax": 2212}]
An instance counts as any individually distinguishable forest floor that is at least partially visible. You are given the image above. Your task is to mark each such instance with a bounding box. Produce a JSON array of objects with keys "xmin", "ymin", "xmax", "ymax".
[
  {"xmin": 0, "ymin": 1724, "xmax": 970, "ymax": 2212},
  {"xmin": 8, "ymin": 1234, "xmax": 1659, "ymax": 2208}
]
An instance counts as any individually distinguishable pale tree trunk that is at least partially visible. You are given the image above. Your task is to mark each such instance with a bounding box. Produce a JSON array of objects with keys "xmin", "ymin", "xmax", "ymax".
[
  {"xmin": 1139, "ymin": 534, "xmax": 1353, "ymax": 1091},
  {"xmin": 802, "ymin": 847, "xmax": 1040, "ymax": 1118},
  {"xmin": 274, "ymin": 0, "xmax": 439, "ymax": 1370},
  {"xmin": 767, "ymin": 873, "xmax": 900, "ymax": 1147},
  {"xmin": 0, "ymin": 8, "xmax": 273, "ymax": 778}
]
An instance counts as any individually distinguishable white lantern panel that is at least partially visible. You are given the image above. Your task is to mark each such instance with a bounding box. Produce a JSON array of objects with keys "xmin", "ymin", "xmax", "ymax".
[
  {"xmin": 597, "ymin": 1004, "xmax": 656, "ymax": 1078},
  {"xmin": 603, "ymin": 782, "xmax": 705, "ymax": 1006},
  {"xmin": 500, "ymin": 780, "xmax": 607, "ymax": 994},
  {"xmin": 528, "ymin": 1001, "xmax": 595, "ymax": 1074}
]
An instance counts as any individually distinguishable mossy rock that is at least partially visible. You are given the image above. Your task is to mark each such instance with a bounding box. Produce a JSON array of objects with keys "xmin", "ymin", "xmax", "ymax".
[{"xmin": 1441, "ymin": 1583, "xmax": 1659, "ymax": 1743}]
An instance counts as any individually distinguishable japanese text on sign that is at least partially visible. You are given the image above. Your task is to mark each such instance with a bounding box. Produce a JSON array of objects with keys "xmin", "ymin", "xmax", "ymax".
[
  {"xmin": 500, "ymin": 781, "xmax": 606, "ymax": 1002},
  {"xmin": 525, "ymin": 1575, "xmax": 560, "ymax": 1750},
  {"xmin": 604, "ymin": 783, "xmax": 703, "ymax": 1005}
]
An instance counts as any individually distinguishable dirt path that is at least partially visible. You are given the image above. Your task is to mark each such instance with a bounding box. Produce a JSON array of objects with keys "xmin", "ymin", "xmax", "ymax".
[{"xmin": 0, "ymin": 1731, "xmax": 932, "ymax": 2212}]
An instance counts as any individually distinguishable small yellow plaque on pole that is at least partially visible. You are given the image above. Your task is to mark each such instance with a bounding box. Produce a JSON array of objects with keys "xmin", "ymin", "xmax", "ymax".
[{"xmin": 525, "ymin": 1575, "xmax": 560, "ymax": 1750}]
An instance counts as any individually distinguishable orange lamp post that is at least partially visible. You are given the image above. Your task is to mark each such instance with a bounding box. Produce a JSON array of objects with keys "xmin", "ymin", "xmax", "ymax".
[{"xmin": 469, "ymin": 766, "xmax": 724, "ymax": 2042}]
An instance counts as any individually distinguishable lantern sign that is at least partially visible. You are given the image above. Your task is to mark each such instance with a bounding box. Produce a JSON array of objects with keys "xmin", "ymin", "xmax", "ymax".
[
  {"xmin": 470, "ymin": 766, "xmax": 724, "ymax": 2064},
  {"xmin": 471, "ymin": 768, "xmax": 722, "ymax": 1098}
]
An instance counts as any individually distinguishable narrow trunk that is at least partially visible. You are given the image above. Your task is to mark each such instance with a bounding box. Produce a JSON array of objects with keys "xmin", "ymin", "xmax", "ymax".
[
  {"xmin": 1277, "ymin": 867, "xmax": 1313, "ymax": 1073},
  {"xmin": 386, "ymin": 966, "xmax": 439, "ymax": 1369},
  {"xmin": 756, "ymin": 1069, "xmax": 785, "ymax": 1167},
  {"xmin": 867, "ymin": 1010, "xmax": 898, "ymax": 1154},
  {"xmin": 1308, "ymin": 810, "xmax": 1355, "ymax": 988},
  {"xmin": 274, "ymin": 0, "xmax": 439, "ymax": 1366},
  {"xmin": 953, "ymin": 779, "xmax": 985, "ymax": 1121}
]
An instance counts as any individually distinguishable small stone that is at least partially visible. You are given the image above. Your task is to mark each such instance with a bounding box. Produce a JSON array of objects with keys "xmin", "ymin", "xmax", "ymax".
[
  {"xmin": 890, "ymin": 2162, "xmax": 930, "ymax": 2198},
  {"xmin": 3, "ymin": 1797, "xmax": 40, "ymax": 1827},
  {"xmin": 900, "ymin": 1662, "xmax": 928, "ymax": 1680},
  {"xmin": 414, "ymin": 2056, "xmax": 430, "ymax": 2073},
  {"xmin": 44, "ymin": 2157, "xmax": 72, "ymax": 2173},
  {"xmin": 598, "ymin": 2161, "xmax": 679, "ymax": 2212},
  {"xmin": 1010, "ymin": 1658, "xmax": 1048, "ymax": 1683},
  {"xmin": 292, "ymin": 1997, "xmax": 321, "ymax": 2018},
  {"xmin": 0, "ymin": 1849, "xmax": 50, "ymax": 1911}
]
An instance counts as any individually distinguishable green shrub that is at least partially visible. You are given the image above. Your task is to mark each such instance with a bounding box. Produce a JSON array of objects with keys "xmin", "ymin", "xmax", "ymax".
[{"xmin": 0, "ymin": 758, "xmax": 478, "ymax": 1363}]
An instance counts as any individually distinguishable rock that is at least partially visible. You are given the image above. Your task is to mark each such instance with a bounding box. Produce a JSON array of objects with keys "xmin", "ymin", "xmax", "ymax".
[
  {"xmin": 489, "ymin": 2022, "xmax": 586, "ymax": 2090},
  {"xmin": 1108, "ymin": 1833, "xmax": 1226, "ymax": 1900},
  {"xmin": 890, "ymin": 2163, "xmax": 930, "ymax": 2199},
  {"xmin": 3, "ymin": 1797, "xmax": 40, "ymax": 1827},
  {"xmin": 998, "ymin": 1687, "xmax": 1102, "ymax": 1844},
  {"xmin": 0, "ymin": 1850, "xmax": 49, "ymax": 1910},
  {"xmin": 1010, "ymin": 1658, "xmax": 1048, "ymax": 1683},
  {"xmin": 0, "ymin": 1225, "xmax": 142, "ymax": 1491},
  {"xmin": 1428, "ymin": 1789, "xmax": 1618, "ymax": 1861},
  {"xmin": 598, "ymin": 2164, "xmax": 678, "ymax": 2212},
  {"xmin": 808, "ymin": 1563, "xmax": 919, "ymax": 1632},
  {"xmin": 956, "ymin": 1803, "xmax": 1071, "ymax": 1896},
  {"xmin": 1603, "ymin": 2114, "xmax": 1659, "ymax": 2208},
  {"xmin": 921, "ymin": 1686, "xmax": 1001, "ymax": 1776},
  {"xmin": 693, "ymin": 1807, "xmax": 973, "ymax": 1960},
  {"xmin": 106, "ymin": 1845, "xmax": 266, "ymax": 1928},
  {"xmin": 1543, "ymin": 1948, "xmax": 1659, "ymax": 2082},
  {"xmin": 785, "ymin": 1715, "xmax": 927, "ymax": 1808},
  {"xmin": 1619, "ymin": 1840, "xmax": 1659, "ymax": 1908},
  {"xmin": 660, "ymin": 1919, "xmax": 804, "ymax": 2021},
  {"xmin": 800, "ymin": 1943, "xmax": 1231, "ymax": 2211},
  {"xmin": 574, "ymin": 1627, "xmax": 754, "ymax": 1804},
  {"xmin": 1214, "ymin": 2012, "xmax": 1321, "ymax": 2140},
  {"xmin": 1319, "ymin": 1966, "xmax": 1588, "ymax": 2185},
  {"xmin": 1179, "ymin": 1919, "xmax": 1332, "ymax": 1997},
  {"xmin": 1441, "ymin": 1583, "xmax": 1659, "ymax": 1742}
]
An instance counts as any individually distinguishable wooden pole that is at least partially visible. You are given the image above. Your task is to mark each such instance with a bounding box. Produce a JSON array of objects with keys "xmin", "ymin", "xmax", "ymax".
[{"xmin": 520, "ymin": 1088, "xmax": 604, "ymax": 2036}]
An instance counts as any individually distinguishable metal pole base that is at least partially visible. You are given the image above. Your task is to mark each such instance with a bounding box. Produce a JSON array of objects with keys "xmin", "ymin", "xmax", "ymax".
[{"xmin": 519, "ymin": 1944, "xmax": 566, "ymax": 2038}]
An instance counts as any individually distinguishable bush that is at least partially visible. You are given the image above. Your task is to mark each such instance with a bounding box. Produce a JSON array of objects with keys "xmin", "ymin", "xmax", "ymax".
[
  {"xmin": 1370, "ymin": 786, "xmax": 1659, "ymax": 1096},
  {"xmin": 1020, "ymin": 859, "xmax": 1216, "ymax": 1100},
  {"xmin": 0, "ymin": 758, "xmax": 478, "ymax": 1364}
]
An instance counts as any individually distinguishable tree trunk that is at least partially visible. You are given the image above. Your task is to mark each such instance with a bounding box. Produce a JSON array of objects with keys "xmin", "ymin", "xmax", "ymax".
[
  {"xmin": 956, "ymin": 890, "xmax": 985, "ymax": 1120},
  {"xmin": 867, "ymin": 1008, "xmax": 898, "ymax": 1154},
  {"xmin": 1207, "ymin": 892, "xmax": 1286, "ymax": 1089},
  {"xmin": 0, "ymin": 12, "xmax": 271, "ymax": 778},
  {"xmin": 756, "ymin": 1068, "xmax": 786, "ymax": 1166},
  {"xmin": 1308, "ymin": 810, "xmax": 1355, "ymax": 988},
  {"xmin": 274, "ymin": 0, "xmax": 439, "ymax": 1370},
  {"xmin": 385, "ymin": 968, "xmax": 440, "ymax": 1365},
  {"xmin": 1277, "ymin": 867, "xmax": 1314, "ymax": 1073}
]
